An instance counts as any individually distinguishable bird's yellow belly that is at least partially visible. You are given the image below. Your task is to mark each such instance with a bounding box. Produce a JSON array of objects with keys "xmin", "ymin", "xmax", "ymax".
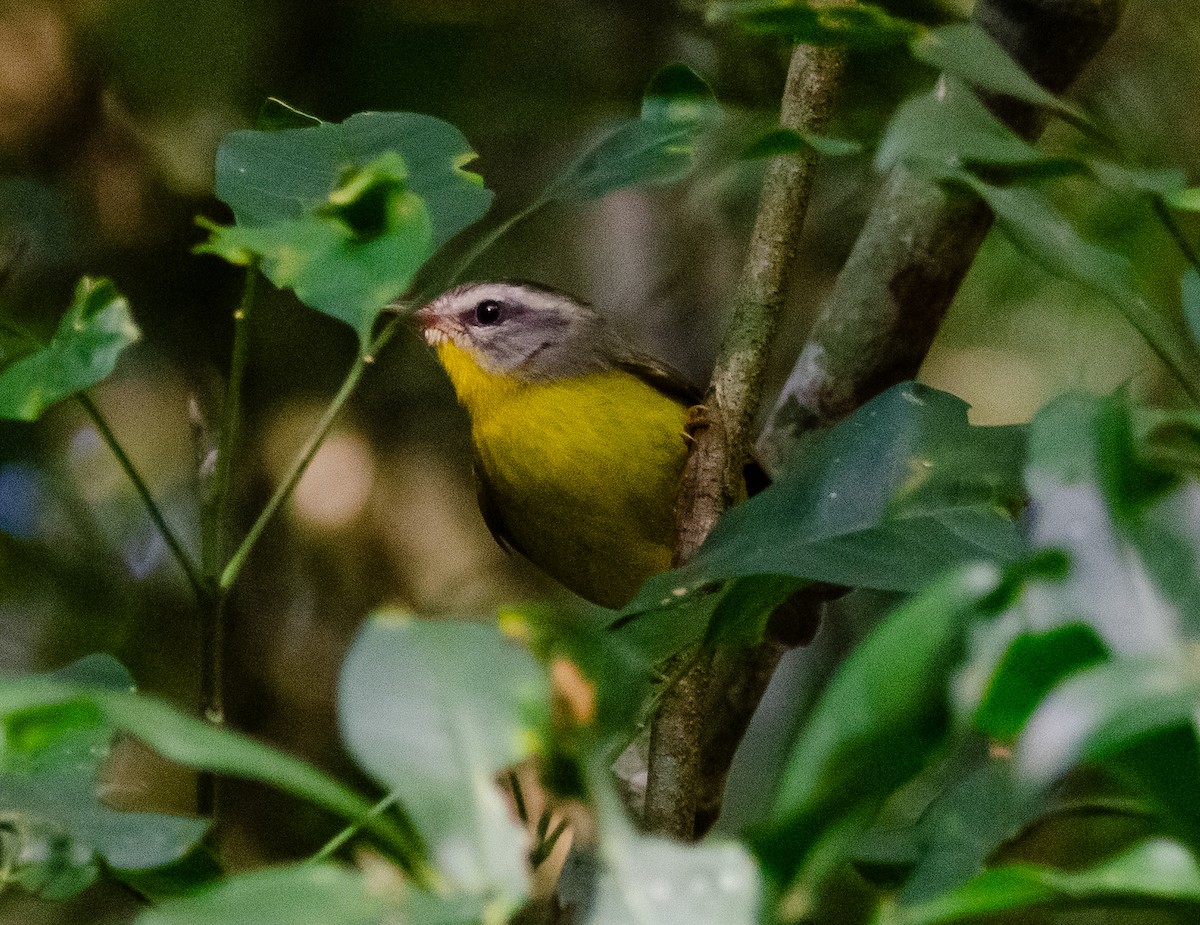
[{"xmin": 472, "ymin": 371, "xmax": 689, "ymax": 608}]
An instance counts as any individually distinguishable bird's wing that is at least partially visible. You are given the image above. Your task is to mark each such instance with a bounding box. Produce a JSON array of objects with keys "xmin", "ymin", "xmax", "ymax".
[
  {"xmin": 611, "ymin": 352, "xmax": 703, "ymax": 406},
  {"xmin": 472, "ymin": 453, "xmax": 525, "ymax": 556}
]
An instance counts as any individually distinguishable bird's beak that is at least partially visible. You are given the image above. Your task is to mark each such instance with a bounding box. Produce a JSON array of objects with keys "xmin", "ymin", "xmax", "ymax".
[{"xmin": 413, "ymin": 303, "xmax": 449, "ymax": 346}]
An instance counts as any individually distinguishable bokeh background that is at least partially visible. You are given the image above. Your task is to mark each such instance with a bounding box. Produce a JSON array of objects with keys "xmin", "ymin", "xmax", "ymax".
[{"xmin": 1, "ymin": 0, "xmax": 1197, "ymax": 921}]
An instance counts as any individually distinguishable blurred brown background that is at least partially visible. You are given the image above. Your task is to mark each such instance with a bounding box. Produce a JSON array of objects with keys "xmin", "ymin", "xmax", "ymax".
[{"xmin": 0, "ymin": 0, "xmax": 1196, "ymax": 921}]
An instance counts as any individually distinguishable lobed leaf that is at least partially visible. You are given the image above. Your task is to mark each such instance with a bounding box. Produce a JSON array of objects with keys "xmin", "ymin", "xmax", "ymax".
[{"xmin": 0, "ymin": 278, "xmax": 140, "ymax": 422}]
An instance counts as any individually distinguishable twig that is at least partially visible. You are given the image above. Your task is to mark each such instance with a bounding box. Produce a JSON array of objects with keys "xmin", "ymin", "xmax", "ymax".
[
  {"xmin": 218, "ymin": 313, "xmax": 406, "ymax": 592},
  {"xmin": 643, "ymin": 35, "xmax": 850, "ymax": 839},
  {"xmin": 758, "ymin": 0, "xmax": 1130, "ymax": 468},
  {"xmin": 76, "ymin": 393, "xmax": 208, "ymax": 606}
]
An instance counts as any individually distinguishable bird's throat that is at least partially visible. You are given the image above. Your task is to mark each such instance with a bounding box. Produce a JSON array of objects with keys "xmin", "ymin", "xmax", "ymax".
[{"xmin": 435, "ymin": 342, "xmax": 523, "ymax": 420}]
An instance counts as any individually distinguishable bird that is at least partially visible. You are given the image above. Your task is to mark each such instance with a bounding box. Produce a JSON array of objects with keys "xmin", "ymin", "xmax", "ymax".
[{"xmin": 415, "ymin": 280, "xmax": 700, "ymax": 609}]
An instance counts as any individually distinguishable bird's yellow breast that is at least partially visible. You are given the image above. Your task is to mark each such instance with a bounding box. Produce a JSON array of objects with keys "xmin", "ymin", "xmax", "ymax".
[{"xmin": 436, "ymin": 342, "xmax": 689, "ymax": 607}]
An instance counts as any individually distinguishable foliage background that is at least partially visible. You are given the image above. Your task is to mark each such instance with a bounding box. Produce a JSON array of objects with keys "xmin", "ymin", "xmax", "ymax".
[{"xmin": 1, "ymin": 0, "xmax": 1199, "ymax": 922}]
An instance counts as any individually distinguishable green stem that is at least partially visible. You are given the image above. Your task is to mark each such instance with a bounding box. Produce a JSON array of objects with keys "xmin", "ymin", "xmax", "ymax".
[
  {"xmin": 310, "ymin": 790, "xmax": 404, "ymax": 863},
  {"xmin": 203, "ymin": 267, "xmax": 257, "ymax": 577},
  {"xmin": 219, "ymin": 315, "xmax": 406, "ymax": 592},
  {"xmin": 436, "ymin": 199, "xmax": 546, "ymax": 292},
  {"xmin": 76, "ymin": 393, "xmax": 208, "ymax": 606}
]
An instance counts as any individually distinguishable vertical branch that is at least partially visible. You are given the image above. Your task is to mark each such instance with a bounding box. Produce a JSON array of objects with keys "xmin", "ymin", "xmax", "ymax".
[{"xmin": 643, "ymin": 36, "xmax": 851, "ymax": 839}]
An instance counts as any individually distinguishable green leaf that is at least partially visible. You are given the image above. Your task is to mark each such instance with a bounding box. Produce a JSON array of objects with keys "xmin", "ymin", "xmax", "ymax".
[
  {"xmin": 974, "ymin": 624, "xmax": 1110, "ymax": 742},
  {"xmin": 883, "ymin": 839, "xmax": 1200, "ymax": 925},
  {"xmin": 0, "ymin": 662, "xmax": 428, "ymax": 881},
  {"xmin": 548, "ymin": 64, "xmax": 718, "ymax": 201},
  {"xmin": 960, "ymin": 176, "xmax": 1200, "ymax": 403},
  {"xmin": 255, "ymin": 97, "xmax": 322, "ymax": 131},
  {"xmin": 910, "ymin": 24, "xmax": 1090, "ymax": 128},
  {"xmin": 1183, "ymin": 268, "xmax": 1200, "ymax": 348},
  {"xmin": 337, "ymin": 612, "xmax": 550, "ymax": 909},
  {"xmin": 198, "ymin": 152, "xmax": 434, "ymax": 343},
  {"xmin": 213, "ymin": 111, "xmax": 491, "ymax": 247},
  {"xmin": 0, "ymin": 656, "xmax": 208, "ymax": 899},
  {"xmin": 628, "ymin": 382, "xmax": 1025, "ymax": 618},
  {"xmin": 742, "ymin": 127, "xmax": 864, "ymax": 160},
  {"xmin": 708, "ymin": 0, "xmax": 921, "ymax": 49},
  {"xmin": 753, "ymin": 566, "xmax": 1003, "ymax": 889},
  {"xmin": 0, "ymin": 278, "xmax": 140, "ymax": 422},
  {"xmin": 134, "ymin": 864, "xmax": 389, "ymax": 925},
  {"xmin": 1167, "ymin": 187, "xmax": 1200, "ymax": 212}
]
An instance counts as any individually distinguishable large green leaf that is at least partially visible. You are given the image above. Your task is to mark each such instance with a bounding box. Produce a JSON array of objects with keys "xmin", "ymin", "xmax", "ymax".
[
  {"xmin": 0, "ymin": 655, "xmax": 207, "ymax": 899},
  {"xmin": 628, "ymin": 382, "xmax": 1025, "ymax": 619},
  {"xmin": 880, "ymin": 839, "xmax": 1200, "ymax": 925},
  {"xmin": 337, "ymin": 612, "xmax": 550, "ymax": 911},
  {"xmin": 134, "ymin": 864, "xmax": 388, "ymax": 925},
  {"xmin": 707, "ymin": 0, "xmax": 920, "ymax": 49},
  {"xmin": 198, "ymin": 151, "xmax": 433, "ymax": 344},
  {"xmin": 753, "ymin": 566, "xmax": 1003, "ymax": 889},
  {"xmin": 213, "ymin": 110, "xmax": 491, "ymax": 247},
  {"xmin": 547, "ymin": 64, "xmax": 719, "ymax": 202},
  {"xmin": 0, "ymin": 278, "xmax": 140, "ymax": 422},
  {"xmin": 0, "ymin": 659, "xmax": 427, "ymax": 879}
]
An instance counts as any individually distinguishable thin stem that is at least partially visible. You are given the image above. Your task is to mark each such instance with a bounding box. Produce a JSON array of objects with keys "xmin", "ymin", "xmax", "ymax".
[
  {"xmin": 219, "ymin": 315, "xmax": 406, "ymax": 592},
  {"xmin": 310, "ymin": 790, "xmax": 404, "ymax": 863},
  {"xmin": 436, "ymin": 199, "xmax": 546, "ymax": 292},
  {"xmin": 203, "ymin": 267, "xmax": 257, "ymax": 577},
  {"xmin": 75, "ymin": 393, "xmax": 208, "ymax": 605}
]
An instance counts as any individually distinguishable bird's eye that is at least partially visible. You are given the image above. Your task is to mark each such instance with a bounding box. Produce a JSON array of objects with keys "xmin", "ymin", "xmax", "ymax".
[{"xmin": 473, "ymin": 300, "xmax": 503, "ymax": 325}]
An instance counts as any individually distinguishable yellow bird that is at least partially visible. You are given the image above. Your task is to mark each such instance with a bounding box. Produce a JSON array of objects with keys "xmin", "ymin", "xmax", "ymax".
[{"xmin": 416, "ymin": 281, "xmax": 698, "ymax": 608}]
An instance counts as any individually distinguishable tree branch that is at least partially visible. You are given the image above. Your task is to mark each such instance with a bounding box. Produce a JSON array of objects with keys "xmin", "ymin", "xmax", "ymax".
[
  {"xmin": 758, "ymin": 0, "xmax": 1128, "ymax": 469},
  {"xmin": 643, "ymin": 36, "xmax": 850, "ymax": 839}
]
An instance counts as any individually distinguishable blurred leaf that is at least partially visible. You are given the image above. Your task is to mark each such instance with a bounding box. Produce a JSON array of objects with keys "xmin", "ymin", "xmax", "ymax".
[
  {"xmin": 548, "ymin": 64, "xmax": 719, "ymax": 201},
  {"xmin": 0, "ymin": 661, "xmax": 427, "ymax": 879},
  {"xmin": 628, "ymin": 382, "xmax": 1026, "ymax": 618},
  {"xmin": 1183, "ymin": 268, "xmax": 1200, "ymax": 349},
  {"xmin": 882, "ymin": 839, "xmax": 1200, "ymax": 925},
  {"xmin": 753, "ymin": 566, "xmax": 1003, "ymax": 889},
  {"xmin": 134, "ymin": 864, "xmax": 389, "ymax": 925},
  {"xmin": 0, "ymin": 656, "xmax": 208, "ymax": 899},
  {"xmin": 960, "ymin": 176, "xmax": 1200, "ymax": 403},
  {"xmin": 742, "ymin": 127, "xmax": 863, "ymax": 160},
  {"xmin": 338, "ymin": 612, "xmax": 550, "ymax": 908},
  {"xmin": 0, "ymin": 278, "xmax": 140, "ymax": 422},
  {"xmin": 198, "ymin": 152, "xmax": 433, "ymax": 343},
  {"xmin": 974, "ymin": 623, "xmax": 1109, "ymax": 742},
  {"xmin": 707, "ymin": 0, "xmax": 920, "ymax": 49},
  {"xmin": 116, "ymin": 844, "xmax": 224, "ymax": 901},
  {"xmin": 1024, "ymin": 394, "xmax": 1200, "ymax": 649},
  {"xmin": 1168, "ymin": 187, "xmax": 1200, "ymax": 212},
  {"xmin": 910, "ymin": 23, "xmax": 1089, "ymax": 127},
  {"xmin": 876, "ymin": 80, "xmax": 1075, "ymax": 177},
  {"xmin": 213, "ymin": 111, "xmax": 491, "ymax": 246}
]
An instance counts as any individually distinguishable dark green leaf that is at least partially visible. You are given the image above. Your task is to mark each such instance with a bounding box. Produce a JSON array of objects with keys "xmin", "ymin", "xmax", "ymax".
[
  {"xmin": 1183, "ymin": 268, "xmax": 1200, "ymax": 348},
  {"xmin": 197, "ymin": 151, "xmax": 433, "ymax": 343},
  {"xmin": 742, "ymin": 127, "xmax": 863, "ymax": 160},
  {"xmin": 753, "ymin": 566, "xmax": 1002, "ymax": 889},
  {"xmin": 338, "ymin": 612, "xmax": 549, "ymax": 907},
  {"xmin": 975, "ymin": 624, "xmax": 1109, "ymax": 741},
  {"xmin": 0, "ymin": 657, "xmax": 207, "ymax": 899},
  {"xmin": 0, "ymin": 664, "xmax": 427, "ymax": 879},
  {"xmin": 134, "ymin": 864, "xmax": 389, "ymax": 925},
  {"xmin": 628, "ymin": 382, "xmax": 1025, "ymax": 617},
  {"xmin": 213, "ymin": 111, "xmax": 491, "ymax": 246},
  {"xmin": 548, "ymin": 64, "xmax": 718, "ymax": 201},
  {"xmin": 883, "ymin": 839, "xmax": 1200, "ymax": 925},
  {"xmin": 0, "ymin": 278, "xmax": 140, "ymax": 422},
  {"xmin": 960, "ymin": 176, "xmax": 1200, "ymax": 402},
  {"xmin": 708, "ymin": 0, "xmax": 921, "ymax": 49},
  {"xmin": 910, "ymin": 24, "xmax": 1089, "ymax": 127}
]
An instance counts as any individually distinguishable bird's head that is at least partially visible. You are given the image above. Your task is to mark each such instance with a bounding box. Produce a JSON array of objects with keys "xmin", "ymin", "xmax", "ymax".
[{"xmin": 415, "ymin": 281, "xmax": 611, "ymax": 382}]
